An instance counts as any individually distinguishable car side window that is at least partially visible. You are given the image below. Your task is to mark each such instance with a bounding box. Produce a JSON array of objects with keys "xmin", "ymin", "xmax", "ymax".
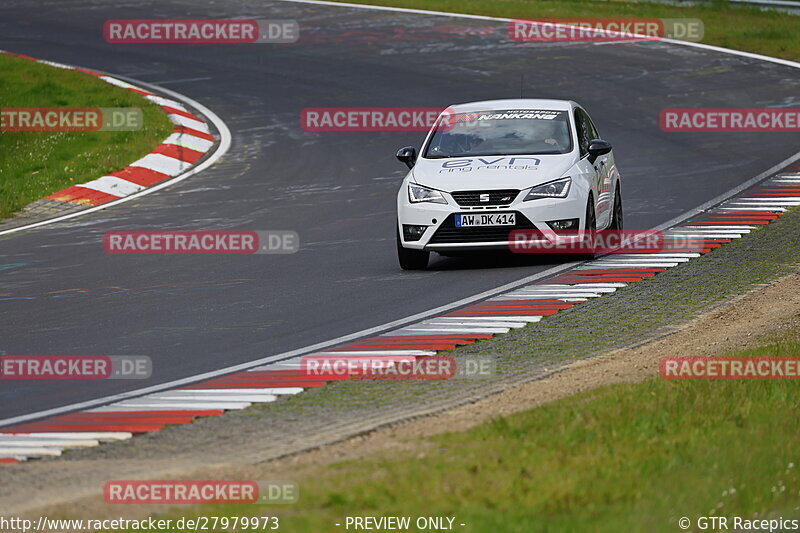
[
  {"xmin": 585, "ymin": 111, "xmax": 600, "ymax": 140},
  {"xmin": 574, "ymin": 110, "xmax": 590, "ymax": 157}
]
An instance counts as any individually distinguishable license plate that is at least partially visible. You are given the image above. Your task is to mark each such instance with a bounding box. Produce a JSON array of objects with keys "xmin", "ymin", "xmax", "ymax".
[{"xmin": 455, "ymin": 213, "xmax": 516, "ymax": 227}]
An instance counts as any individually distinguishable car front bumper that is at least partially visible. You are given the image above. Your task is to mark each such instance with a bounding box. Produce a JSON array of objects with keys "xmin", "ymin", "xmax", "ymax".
[{"xmin": 397, "ymin": 192, "xmax": 587, "ymax": 252}]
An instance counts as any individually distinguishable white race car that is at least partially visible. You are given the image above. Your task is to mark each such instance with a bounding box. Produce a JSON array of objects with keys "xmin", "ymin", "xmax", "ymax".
[{"xmin": 395, "ymin": 99, "xmax": 623, "ymax": 269}]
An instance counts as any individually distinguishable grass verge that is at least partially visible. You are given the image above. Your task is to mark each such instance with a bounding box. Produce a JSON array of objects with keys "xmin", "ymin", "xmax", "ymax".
[
  {"xmin": 0, "ymin": 54, "xmax": 173, "ymax": 219},
  {"xmin": 327, "ymin": 0, "xmax": 800, "ymax": 62},
  {"xmin": 139, "ymin": 337, "xmax": 800, "ymax": 532}
]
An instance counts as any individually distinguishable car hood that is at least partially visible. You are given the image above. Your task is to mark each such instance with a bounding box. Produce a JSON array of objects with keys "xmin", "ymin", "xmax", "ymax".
[{"xmin": 411, "ymin": 153, "xmax": 577, "ymax": 192}]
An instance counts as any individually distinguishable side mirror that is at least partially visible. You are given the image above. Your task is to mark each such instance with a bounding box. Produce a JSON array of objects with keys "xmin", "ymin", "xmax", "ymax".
[
  {"xmin": 396, "ymin": 146, "xmax": 417, "ymax": 169},
  {"xmin": 587, "ymin": 139, "xmax": 612, "ymax": 163}
]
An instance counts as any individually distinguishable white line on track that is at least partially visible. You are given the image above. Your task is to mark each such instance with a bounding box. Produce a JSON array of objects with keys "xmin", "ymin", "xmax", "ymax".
[
  {"xmin": 168, "ymin": 113, "xmax": 209, "ymax": 131},
  {"xmin": 162, "ymin": 132, "xmax": 214, "ymax": 152},
  {"xmin": 86, "ymin": 405, "xmax": 226, "ymax": 412},
  {"xmin": 321, "ymin": 350, "xmax": 436, "ymax": 356},
  {"xmin": 0, "ymin": 435, "xmax": 93, "ymax": 442},
  {"xmin": 130, "ymin": 153, "xmax": 190, "ymax": 175},
  {"xmin": 0, "ymin": 432, "xmax": 132, "ymax": 441},
  {"xmin": 490, "ymin": 295, "xmax": 588, "ymax": 301},
  {"xmin": 0, "ymin": 441, "xmax": 98, "ymax": 449},
  {"xmin": 144, "ymin": 393, "xmax": 280, "ymax": 402},
  {"xmin": 501, "ymin": 292, "xmax": 601, "ymax": 299},
  {"xmin": 729, "ymin": 198, "xmax": 800, "ymax": 203},
  {"xmin": 77, "ymin": 176, "xmax": 145, "ymax": 196},
  {"xmin": 716, "ymin": 207, "xmax": 786, "ymax": 211},
  {"xmin": 587, "ymin": 263, "xmax": 680, "ymax": 268},
  {"xmin": 681, "ymin": 225, "xmax": 757, "ymax": 230},
  {"xmin": 664, "ymin": 232, "xmax": 745, "ymax": 238},
  {"xmin": 0, "ymin": 448, "xmax": 61, "ymax": 457},
  {"xmin": 593, "ymin": 256, "xmax": 685, "ymax": 262},
  {"xmin": 97, "ymin": 401, "xmax": 256, "ymax": 410},
  {"xmin": 552, "ymin": 282, "xmax": 628, "ymax": 289},
  {"xmin": 614, "ymin": 252, "xmax": 702, "ymax": 259},
  {"xmin": 435, "ymin": 316, "xmax": 543, "ymax": 323},
  {"xmin": 153, "ymin": 388, "xmax": 304, "ymax": 396},
  {"xmin": 395, "ymin": 326, "xmax": 510, "ymax": 335},
  {"xmin": 144, "ymin": 94, "xmax": 189, "ymax": 111},
  {"xmin": 422, "ymin": 319, "xmax": 528, "ymax": 328},
  {"xmin": 516, "ymin": 286, "xmax": 618, "ymax": 293}
]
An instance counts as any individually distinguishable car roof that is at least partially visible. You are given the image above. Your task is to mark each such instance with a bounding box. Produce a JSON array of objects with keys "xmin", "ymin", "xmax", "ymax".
[{"xmin": 445, "ymin": 99, "xmax": 576, "ymax": 113}]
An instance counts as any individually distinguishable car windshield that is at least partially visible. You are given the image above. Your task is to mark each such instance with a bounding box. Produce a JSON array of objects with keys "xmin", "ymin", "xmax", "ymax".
[{"xmin": 424, "ymin": 109, "xmax": 572, "ymax": 158}]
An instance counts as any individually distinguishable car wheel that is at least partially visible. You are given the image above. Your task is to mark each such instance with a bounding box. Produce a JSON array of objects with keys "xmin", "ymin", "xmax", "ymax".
[
  {"xmin": 565, "ymin": 198, "xmax": 597, "ymax": 261},
  {"xmin": 609, "ymin": 185, "xmax": 623, "ymax": 230},
  {"xmin": 570, "ymin": 197, "xmax": 597, "ymax": 261},
  {"xmin": 397, "ymin": 229, "xmax": 429, "ymax": 270}
]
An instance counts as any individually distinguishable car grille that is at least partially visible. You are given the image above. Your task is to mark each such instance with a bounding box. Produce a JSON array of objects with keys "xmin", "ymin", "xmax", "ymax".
[
  {"xmin": 451, "ymin": 189, "xmax": 520, "ymax": 207},
  {"xmin": 428, "ymin": 212, "xmax": 540, "ymax": 244}
]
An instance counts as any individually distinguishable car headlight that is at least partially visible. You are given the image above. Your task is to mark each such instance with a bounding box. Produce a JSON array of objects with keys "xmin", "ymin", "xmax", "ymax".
[
  {"xmin": 408, "ymin": 183, "xmax": 448, "ymax": 204},
  {"xmin": 524, "ymin": 177, "xmax": 571, "ymax": 201}
]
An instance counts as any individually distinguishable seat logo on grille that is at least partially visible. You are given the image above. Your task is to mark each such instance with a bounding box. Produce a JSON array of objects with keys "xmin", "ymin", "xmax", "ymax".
[{"xmin": 479, "ymin": 194, "xmax": 490, "ymax": 202}]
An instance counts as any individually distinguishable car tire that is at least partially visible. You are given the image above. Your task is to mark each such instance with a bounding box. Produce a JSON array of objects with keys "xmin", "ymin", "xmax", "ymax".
[
  {"xmin": 609, "ymin": 185, "xmax": 623, "ymax": 230},
  {"xmin": 568, "ymin": 197, "xmax": 597, "ymax": 261},
  {"xmin": 397, "ymin": 229, "xmax": 429, "ymax": 270}
]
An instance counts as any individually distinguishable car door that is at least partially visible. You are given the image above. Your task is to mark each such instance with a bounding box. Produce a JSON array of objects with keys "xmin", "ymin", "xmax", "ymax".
[
  {"xmin": 572, "ymin": 108, "xmax": 601, "ymax": 229},
  {"xmin": 583, "ymin": 109, "xmax": 613, "ymax": 229}
]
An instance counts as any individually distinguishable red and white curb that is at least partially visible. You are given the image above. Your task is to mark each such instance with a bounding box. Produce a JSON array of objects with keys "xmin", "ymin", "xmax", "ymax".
[
  {"xmin": 2, "ymin": 165, "xmax": 799, "ymax": 464},
  {"xmin": 0, "ymin": 50, "xmax": 217, "ymax": 209}
]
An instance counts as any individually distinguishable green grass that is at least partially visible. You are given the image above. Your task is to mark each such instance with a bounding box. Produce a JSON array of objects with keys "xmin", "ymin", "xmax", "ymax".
[
  {"xmin": 0, "ymin": 54, "xmax": 173, "ymax": 219},
  {"xmin": 328, "ymin": 0, "xmax": 800, "ymax": 62},
  {"xmin": 135, "ymin": 337, "xmax": 800, "ymax": 532}
]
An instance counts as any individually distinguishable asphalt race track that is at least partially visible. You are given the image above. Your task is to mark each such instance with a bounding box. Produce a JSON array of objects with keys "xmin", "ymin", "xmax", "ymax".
[{"xmin": 1, "ymin": 0, "xmax": 799, "ymax": 421}]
